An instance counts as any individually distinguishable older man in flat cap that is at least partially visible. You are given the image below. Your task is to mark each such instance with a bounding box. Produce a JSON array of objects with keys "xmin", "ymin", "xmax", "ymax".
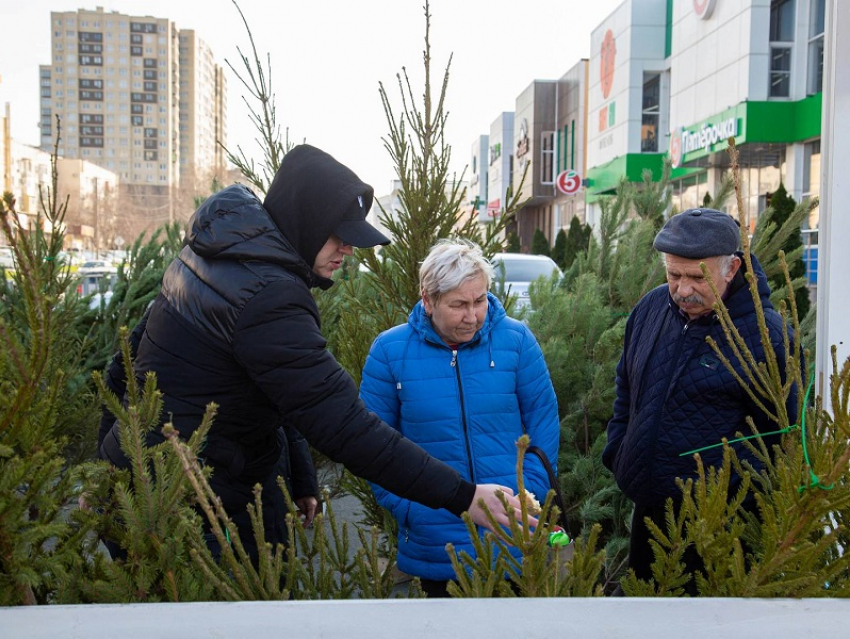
[{"xmin": 602, "ymin": 208, "xmax": 800, "ymax": 592}]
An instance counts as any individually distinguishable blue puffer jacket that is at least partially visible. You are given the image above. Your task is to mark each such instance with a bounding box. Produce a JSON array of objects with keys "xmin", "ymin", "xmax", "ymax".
[
  {"xmin": 360, "ymin": 293, "xmax": 560, "ymax": 581},
  {"xmin": 602, "ymin": 254, "xmax": 800, "ymax": 506}
]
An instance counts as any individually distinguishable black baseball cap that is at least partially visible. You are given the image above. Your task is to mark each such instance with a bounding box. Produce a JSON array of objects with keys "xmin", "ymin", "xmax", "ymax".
[{"xmin": 334, "ymin": 194, "xmax": 390, "ymax": 248}]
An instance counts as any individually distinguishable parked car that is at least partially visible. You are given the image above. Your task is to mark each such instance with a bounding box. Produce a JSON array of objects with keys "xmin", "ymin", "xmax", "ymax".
[
  {"xmin": 75, "ymin": 263, "xmax": 118, "ymax": 310},
  {"xmin": 78, "ymin": 259, "xmax": 116, "ymax": 275},
  {"xmin": 490, "ymin": 252, "xmax": 562, "ymax": 312},
  {"xmin": 0, "ymin": 246, "xmax": 14, "ymax": 270}
]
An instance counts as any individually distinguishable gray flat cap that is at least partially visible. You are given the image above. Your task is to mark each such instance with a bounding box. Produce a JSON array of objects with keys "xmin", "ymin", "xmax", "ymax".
[{"xmin": 653, "ymin": 208, "xmax": 740, "ymax": 259}]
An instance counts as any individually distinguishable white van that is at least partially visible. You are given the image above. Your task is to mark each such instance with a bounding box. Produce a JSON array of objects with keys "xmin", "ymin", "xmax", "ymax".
[
  {"xmin": 0, "ymin": 246, "xmax": 14, "ymax": 270},
  {"xmin": 491, "ymin": 252, "xmax": 562, "ymax": 311}
]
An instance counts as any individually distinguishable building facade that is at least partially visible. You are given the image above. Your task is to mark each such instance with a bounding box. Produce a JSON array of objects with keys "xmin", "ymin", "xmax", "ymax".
[
  {"xmin": 487, "ymin": 112, "xmax": 514, "ymax": 220},
  {"xmin": 4, "ymin": 140, "xmax": 52, "ymax": 233},
  {"xmin": 553, "ymin": 59, "xmax": 591, "ymax": 228},
  {"xmin": 585, "ymin": 0, "xmax": 825, "ymax": 232},
  {"xmin": 511, "ymin": 80, "xmax": 557, "ymax": 251},
  {"xmin": 178, "ymin": 30, "xmax": 228, "ymax": 190},
  {"xmin": 38, "ymin": 7, "xmax": 227, "ymax": 208},
  {"xmin": 0, "ymin": 115, "xmax": 118, "ymax": 251},
  {"xmin": 468, "ymin": 134, "xmax": 490, "ymax": 223},
  {"xmin": 56, "ymin": 157, "xmax": 119, "ymax": 252},
  {"xmin": 470, "ymin": 61, "xmax": 592, "ymax": 253},
  {"xmin": 465, "ymin": 0, "xmax": 824, "ymax": 254}
]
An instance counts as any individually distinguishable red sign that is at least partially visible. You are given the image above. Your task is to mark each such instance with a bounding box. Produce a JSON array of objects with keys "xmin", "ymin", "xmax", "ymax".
[
  {"xmin": 693, "ymin": 0, "xmax": 717, "ymax": 19},
  {"xmin": 669, "ymin": 129, "xmax": 682, "ymax": 168},
  {"xmin": 486, "ymin": 199, "xmax": 501, "ymax": 218},
  {"xmin": 600, "ymin": 29, "xmax": 616, "ymax": 99},
  {"xmin": 556, "ymin": 170, "xmax": 582, "ymax": 196}
]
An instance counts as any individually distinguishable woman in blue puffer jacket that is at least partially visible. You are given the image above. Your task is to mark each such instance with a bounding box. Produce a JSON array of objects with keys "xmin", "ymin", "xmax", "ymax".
[{"xmin": 360, "ymin": 239, "xmax": 560, "ymax": 597}]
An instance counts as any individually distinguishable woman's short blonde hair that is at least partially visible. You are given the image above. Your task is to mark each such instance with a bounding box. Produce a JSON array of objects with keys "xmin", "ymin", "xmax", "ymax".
[{"xmin": 419, "ymin": 238, "xmax": 494, "ymax": 302}]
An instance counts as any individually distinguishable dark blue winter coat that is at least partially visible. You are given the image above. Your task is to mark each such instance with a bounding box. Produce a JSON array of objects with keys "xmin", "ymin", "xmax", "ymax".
[
  {"xmin": 602, "ymin": 254, "xmax": 800, "ymax": 506},
  {"xmin": 361, "ymin": 293, "xmax": 560, "ymax": 581}
]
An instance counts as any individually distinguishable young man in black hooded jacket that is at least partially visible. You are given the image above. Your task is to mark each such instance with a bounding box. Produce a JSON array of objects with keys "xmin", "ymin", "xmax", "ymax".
[{"xmin": 98, "ymin": 144, "xmax": 528, "ymax": 558}]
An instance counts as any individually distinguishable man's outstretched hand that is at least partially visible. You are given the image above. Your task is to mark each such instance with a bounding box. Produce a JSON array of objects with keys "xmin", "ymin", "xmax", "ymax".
[{"xmin": 468, "ymin": 484, "xmax": 539, "ymax": 534}]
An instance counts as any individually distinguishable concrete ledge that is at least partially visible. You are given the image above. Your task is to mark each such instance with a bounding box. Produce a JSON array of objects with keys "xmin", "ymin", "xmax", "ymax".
[{"xmin": 3, "ymin": 598, "xmax": 849, "ymax": 638}]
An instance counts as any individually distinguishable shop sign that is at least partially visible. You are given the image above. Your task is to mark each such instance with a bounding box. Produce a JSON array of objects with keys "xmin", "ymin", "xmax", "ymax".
[
  {"xmin": 669, "ymin": 129, "xmax": 683, "ymax": 168},
  {"xmin": 669, "ymin": 116, "xmax": 739, "ymax": 167},
  {"xmin": 693, "ymin": 0, "xmax": 717, "ymax": 20},
  {"xmin": 516, "ymin": 118, "xmax": 530, "ymax": 159},
  {"xmin": 598, "ymin": 101, "xmax": 616, "ymax": 133},
  {"xmin": 479, "ymin": 198, "xmax": 501, "ymax": 223},
  {"xmin": 556, "ymin": 170, "xmax": 582, "ymax": 195},
  {"xmin": 600, "ymin": 29, "xmax": 616, "ymax": 99},
  {"xmin": 489, "ymin": 142, "xmax": 502, "ymax": 165}
]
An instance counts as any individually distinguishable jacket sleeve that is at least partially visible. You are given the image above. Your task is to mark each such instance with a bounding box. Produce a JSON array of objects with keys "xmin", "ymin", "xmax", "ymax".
[
  {"xmin": 282, "ymin": 422, "xmax": 319, "ymax": 500},
  {"xmin": 516, "ymin": 327, "xmax": 560, "ymax": 500},
  {"xmin": 97, "ymin": 309, "xmax": 151, "ymax": 452},
  {"xmin": 359, "ymin": 335, "xmax": 409, "ymax": 523},
  {"xmin": 602, "ymin": 312, "xmax": 634, "ymax": 472},
  {"xmin": 232, "ymin": 280, "xmax": 475, "ymax": 516}
]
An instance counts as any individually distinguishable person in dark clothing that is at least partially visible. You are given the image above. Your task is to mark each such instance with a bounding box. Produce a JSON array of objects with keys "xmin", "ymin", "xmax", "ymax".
[
  {"xmin": 602, "ymin": 208, "xmax": 800, "ymax": 593},
  {"xmin": 96, "ymin": 314, "xmax": 319, "ymax": 561},
  {"xmin": 98, "ymin": 144, "xmax": 531, "ymax": 561}
]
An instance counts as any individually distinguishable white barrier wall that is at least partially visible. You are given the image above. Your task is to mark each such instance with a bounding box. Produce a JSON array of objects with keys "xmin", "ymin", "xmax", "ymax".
[{"xmin": 2, "ymin": 598, "xmax": 850, "ymax": 639}]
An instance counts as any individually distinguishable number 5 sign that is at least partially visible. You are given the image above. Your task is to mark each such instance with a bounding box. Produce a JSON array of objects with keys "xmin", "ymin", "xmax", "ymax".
[{"xmin": 556, "ymin": 170, "xmax": 582, "ymax": 195}]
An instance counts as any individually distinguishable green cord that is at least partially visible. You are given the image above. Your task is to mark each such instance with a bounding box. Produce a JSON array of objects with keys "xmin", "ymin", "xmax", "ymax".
[
  {"xmin": 677, "ymin": 374, "xmax": 832, "ymax": 492},
  {"xmin": 678, "ymin": 426, "xmax": 797, "ymax": 457},
  {"xmin": 798, "ymin": 373, "xmax": 833, "ymax": 493}
]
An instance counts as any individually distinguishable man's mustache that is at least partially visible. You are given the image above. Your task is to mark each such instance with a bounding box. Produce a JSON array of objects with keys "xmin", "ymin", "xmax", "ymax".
[{"xmin": 673, "ymin": 293, "xmax": 704, "ymax": 305}]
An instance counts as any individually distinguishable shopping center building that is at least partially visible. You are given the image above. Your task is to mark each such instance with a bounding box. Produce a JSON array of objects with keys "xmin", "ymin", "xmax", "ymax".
[
  {"xmin": 469, "ymin": 0, "xmax": 825, "ymax": 254},
  {"xmin": 586, "ymin": 0, "xmax": 824, "ymax": 232}
]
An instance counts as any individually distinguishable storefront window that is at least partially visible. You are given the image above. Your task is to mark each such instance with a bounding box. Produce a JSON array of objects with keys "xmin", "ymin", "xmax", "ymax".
[
  {"xmin": 802, "ymin": 140, "xmax": 821, "ymax": 228},
  {"xmin": 760, "ymin": 163, "xmax": 782, "ymax": 197},
  {"xmin": 769, "ymin": 0, "xmax": 795, "ymax": 97},
  {"xmin": 540, "ymin": 132, "xmax": 554, "ymax": 184},
  {"xmin": 670, "ymin": 173, "xmax": 708, "ymax": 214},
  {"xmin": 808, "ymin": 0, "xmax": 825, "ymax": 94},
  {"xmin": 641, "ymin": 74, "xmax": 660, "ymax": 152},
  {"xmin": 770, "ymin": 0, "xmax": 795, "ymax": 41},
  {"xmin": 770, "ymin": 46, "xmax": 792, "ymax": 97},
  {"xmin": 723, "ymin": 148, "xmax": 785, "ymax": 231}
]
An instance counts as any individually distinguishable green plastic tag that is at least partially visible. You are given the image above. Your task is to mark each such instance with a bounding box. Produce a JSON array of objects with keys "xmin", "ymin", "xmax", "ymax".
[{"xmin": 548, "ymin": 530, "xmax": 571, "ymax": 547}]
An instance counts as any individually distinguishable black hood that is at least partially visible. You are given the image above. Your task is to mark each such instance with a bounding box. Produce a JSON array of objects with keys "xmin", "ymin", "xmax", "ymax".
[
  {"xmin": 263, "ymin": 144, "xmax": 374, "ymax": 270},
  {"xmin": 184, "ymin": 183, "xmax": 324, "ymax": 288}
]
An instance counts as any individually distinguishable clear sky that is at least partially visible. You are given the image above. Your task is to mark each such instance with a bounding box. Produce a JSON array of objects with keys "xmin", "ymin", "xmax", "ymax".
[{"xmin": 0, "ymin": 0, "xmax": 623, "ymax": 196}]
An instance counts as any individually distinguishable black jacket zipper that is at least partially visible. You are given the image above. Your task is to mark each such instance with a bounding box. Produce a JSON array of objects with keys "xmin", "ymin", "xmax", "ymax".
[{"xmin": 451, "ymin": 349, "xmax": 476, "ymax": 483}]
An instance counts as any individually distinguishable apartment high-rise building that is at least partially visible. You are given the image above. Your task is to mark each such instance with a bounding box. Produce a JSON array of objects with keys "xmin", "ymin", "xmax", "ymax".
[
  {"xmin": 178, "ymin": 30, "xmax": 228, "ymax": 191},
  {"xmin": 38, "ymin": 7, "xmax": 227, "ymax": 212}
]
